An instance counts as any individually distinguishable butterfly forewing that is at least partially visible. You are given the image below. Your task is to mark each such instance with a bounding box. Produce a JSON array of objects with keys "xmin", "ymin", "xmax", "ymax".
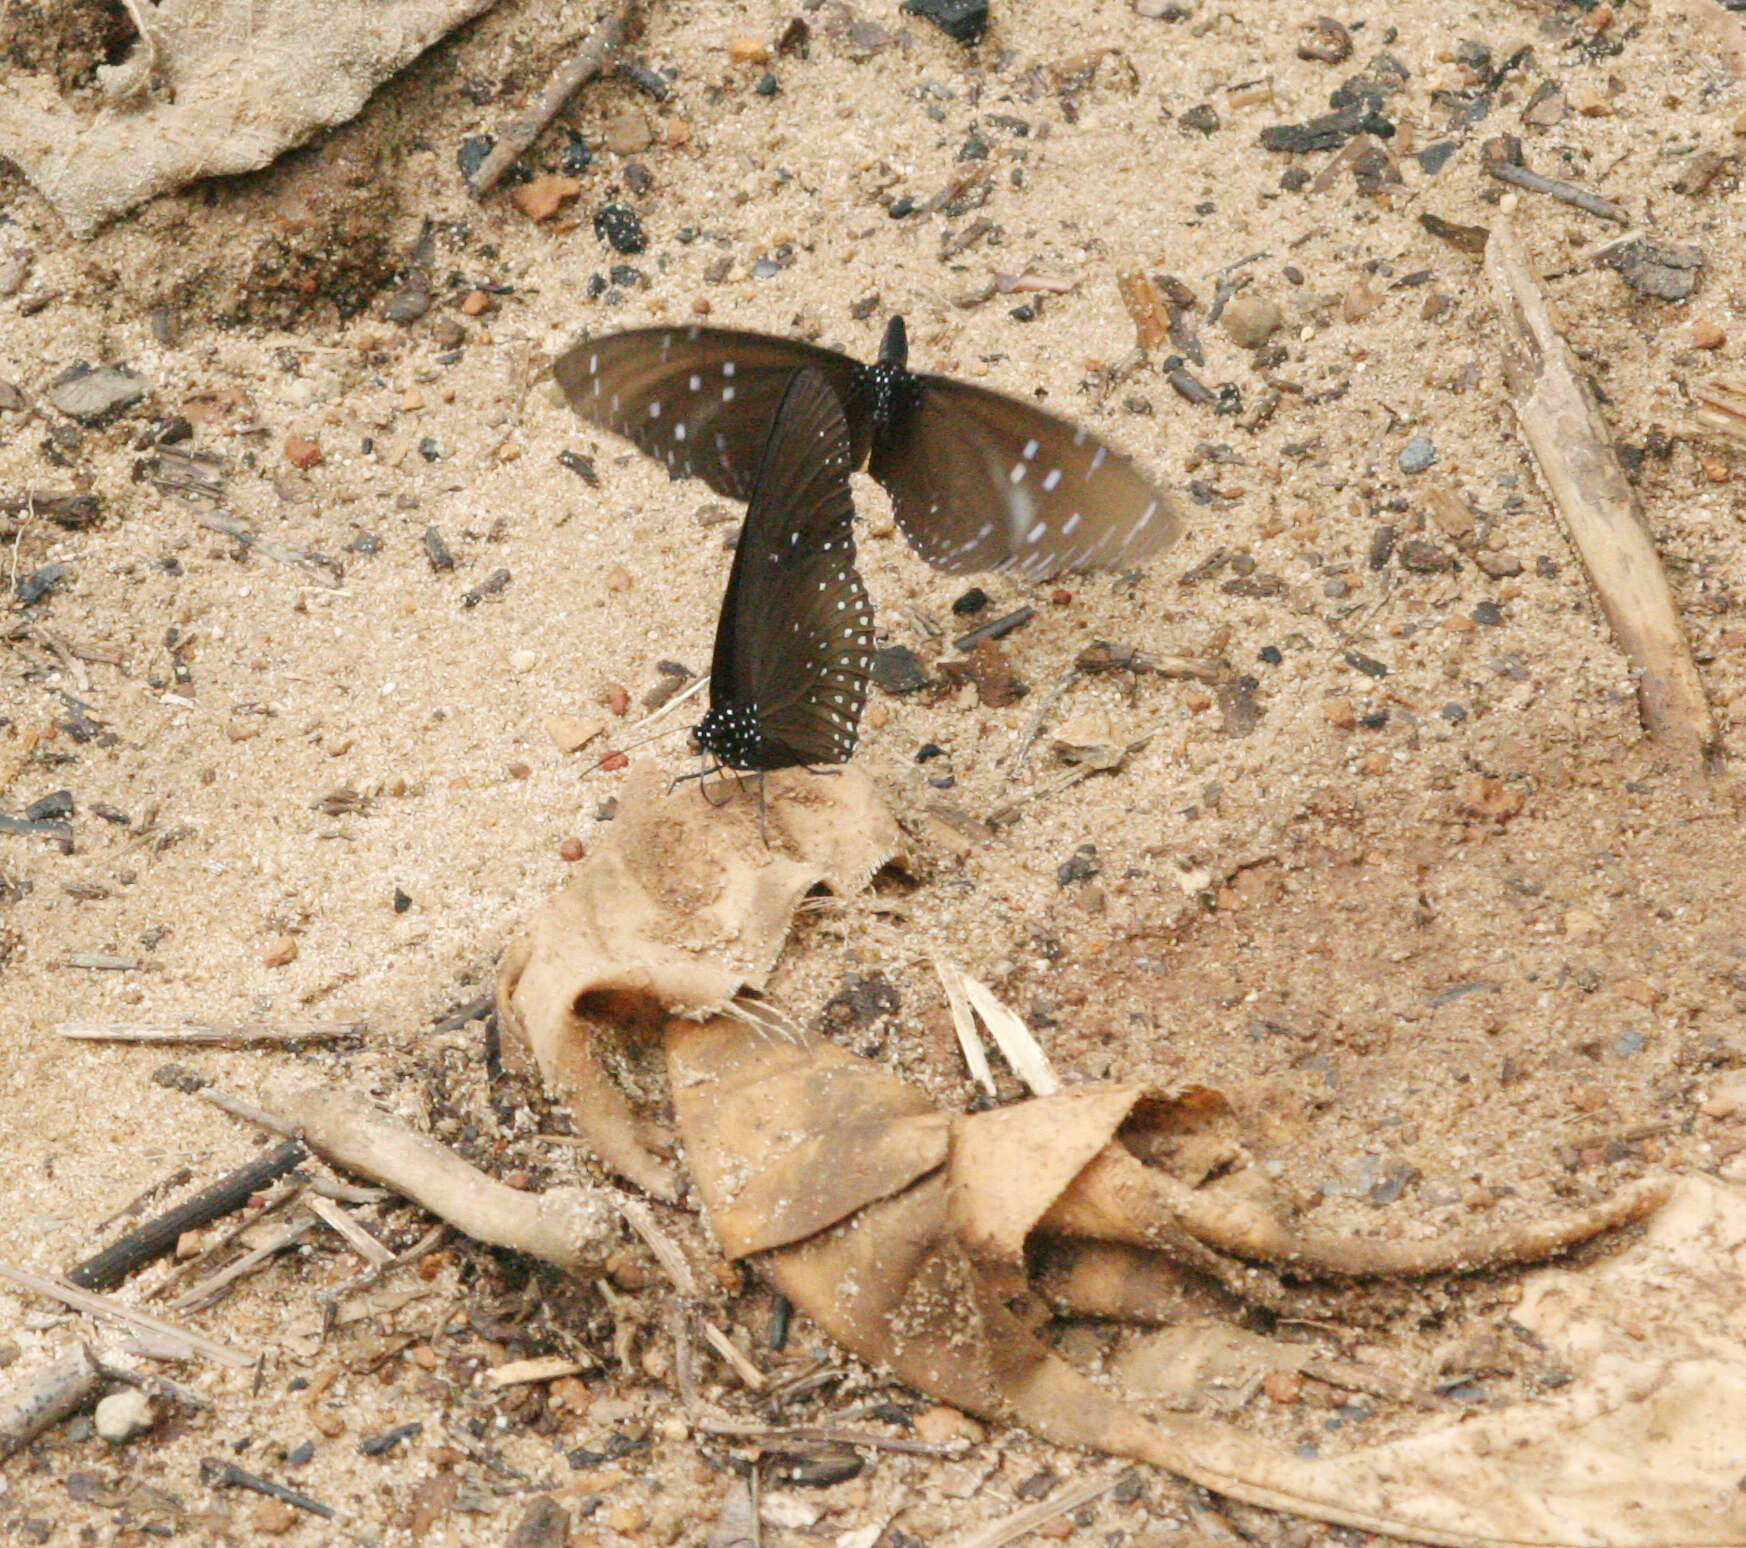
[
  {"xmin": 553, "ymin": 327, "xmax": 867, "ymax": 501},
  {"xmin": 707, "ymin": 369, "xmax": 873, "ymax": 769},
  {"xmin": 870, "ymin": 376, "xmax": 1183, "ymax": 577}
]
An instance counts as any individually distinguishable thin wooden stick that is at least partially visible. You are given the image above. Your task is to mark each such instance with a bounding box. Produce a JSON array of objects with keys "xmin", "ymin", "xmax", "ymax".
[
  {"xmin": 1484, "ymin": 217, "xmax": 1721, "ymax": 771},
  {"xmin": 0, "ymin": 1262, "xmax": 253, "ymax": 1367},
  {"xmin": 470, "ymin": 0, "xmax": 639, "ymax": 197},
  {"xmin": 59, "ymin": 1019, "xmax": 364, "ymax": 1047},
  {"xmin": 1485, "ymin": 162, "xmax": 1629, "ymax": 224}
]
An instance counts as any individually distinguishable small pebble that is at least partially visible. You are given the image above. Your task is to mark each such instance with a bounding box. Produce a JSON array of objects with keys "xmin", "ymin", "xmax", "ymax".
[
  {"xmin": 95, "ymin": 1388, "xmax": 153, "ymax": 1444},
  {"xmin": 460, "ymin": 290, "xmax": 492, "ymax": 317},
  {"xmin": 382, "ymin": 287, "xmax": 431, "ymax": 324},
  {"xmin": 1612, "ymin": 1029, "xmax": 1645, "ymax": 1058},
  {"xmin": 263, "ymin": 936, "xmax": 299, "ymax": 968},
  {"xmin": 1398, "ymin": 434, "xmax": 1436, "ymax": 474},
  {"xmin": 911, "ymin": 1405, "xmax": 985, "ymax": 1445},
  {"xmin": 44, "ymin": 364, "xmax": 149, "ymax": 424},
  {"xmin": 603, "ymin": 109, "xmax": 653, "ymax": 156},
  {"xmin": 284, "ymin": 435, "xmax": 323, "ymax": 470},
  {"xmin": 728, "ymin": 35, "xmax": 770, "ymax": 64},
  {"xmin": 1692, "ymin": 318, "xmax": 1726, "ymax": 351},
  {"xmin": 511, "ymin": 175, "xmax": 582, "ymax": 222},
  {"xmin": 754, "ymin": 72, "xmax": 779, "ymax": 96},
  {"xmin": 249, "ymin": 1501, "xmax": 300, "ymax": 1535},
  {"xmin": 508, "ymin": 649, "xmax": 538, "ymax": 673},
  {"xmin": 558, "ymin": 837, "xmax": 585, "ymax": 862},
  {"xmin": 1221, "ymin": 295, "xmax": 1283, "ymax": 348}
]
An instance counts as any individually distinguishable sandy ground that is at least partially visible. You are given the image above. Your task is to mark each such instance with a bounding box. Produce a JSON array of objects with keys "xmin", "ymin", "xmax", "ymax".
[{"xmin": 2, "ymin": 0, "xmax": 1744, "ymax": 1541}]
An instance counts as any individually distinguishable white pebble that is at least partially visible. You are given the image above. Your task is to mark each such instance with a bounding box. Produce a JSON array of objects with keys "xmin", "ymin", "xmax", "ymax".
[
  {"xmin": 508, "ymin": 649, "xmax": 538, "ymax": 674},
  {"xmin": 95, "ymin": 1388, "xmax": 153, "ymax": 1444}
]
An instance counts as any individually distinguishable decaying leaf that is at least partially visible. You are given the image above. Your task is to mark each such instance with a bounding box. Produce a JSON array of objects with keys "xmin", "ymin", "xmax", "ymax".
[
  {"xmin": 495, "ymin": 762, "xmax": 900, "ymax": 1198},
  {"xmin": 665, "ymin": 1015, "xmax": 1728, "ymax": 1548}
]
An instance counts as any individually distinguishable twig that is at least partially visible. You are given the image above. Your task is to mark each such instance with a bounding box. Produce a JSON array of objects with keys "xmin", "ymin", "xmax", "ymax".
[
  {"xmin": 200, "ymin": 1458, "xmax": 335, "ymax": 1520},
  {"xmin": 59, "ymin": 1019, "xmax": 364, "ymax": 1047},
  {"xmin": 0, "ymin": 1347, "xmax": 103, "ymax": 1461},
  {"xmin": 694, "ymin": 1415, "xmax": 958, "ymax": 1458},
  {"xmin": 619, "ymin": 1199, "xmax": 700, "ymax": 1297},
  {"xmin": 701, "ymin": 1321, "xmax": 767, "ymax": 1391},
  {"xmin": 191, "ymin": 511, "xmax": 340, "ymax": 588},
  {"xmin": 196, "ymin": 1086, "xmax": 298, "ymax": 1137},
  {"xmin": 149, "ymin": 1182, "xmax": 306, "ymax": 1302},
  {"xmin": 1485, "ymin": 161, "xmax": 1629, "ymax": 224},
  {"xmin": 1484, "ymin": 217, "xmax": 1720, "ymax": 770},
  {"xmin": 0, "ymin": 1261, "xmax": 253, "ymax": 1367},
  {"xmin": 167, "ymin": 1218, "xmax": 316, "ymax": 1313},
  {"xmin": 470, "ymin": 0, "xmax": 639, "ymax": 197},
  {"xmin": 1006, "ymin": 665, "xmax": 1079, "ymax": 778},
  {"xmin": 304, "ymin": 1196, "xmax": 394, "ymax": 1268},
  {"xmin": 269, "ymin": 1082, "xmax": 616, "ymax": 1274},
  {"xmin": 66, "ymin": 1138, "xmax": 306, "ymax": 1290},
  {"xmin": 483, "ymin": 1354, "xmax": 594, "ymax": 1388},
  {"xmin": 944, "ymin": 1475, "xmax": 1115, "ymax": 1548},
  {"xmin": 624, "ymin": 671, "xmax": 708, "ymax": 734}
]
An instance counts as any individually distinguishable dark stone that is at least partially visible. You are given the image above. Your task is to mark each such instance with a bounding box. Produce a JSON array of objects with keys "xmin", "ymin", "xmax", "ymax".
[
  {"xmin": 616, "ymin": 59, "xmax": 671, "ymax": 99},
  {"xmin": 456, "ymin": 135, "xmax": 494, "ymax": 181},
  {"xmin": 871, "ymin": 645, "xmax": 928, "ymax": 694},
  {"xmin": 593, "ymin": 204, "xmax": 648, "ymax": 255},
  {"xmin": 1471, "ymin": 601, "xmax": 1504, "ymax": 626},
  {"xmin": 1366, "ymin": 524, "xmax": 1398, "ymax": 570},
  {"xmin": 754, "ymin": 71, "xmax": 779, "ymax": 95},
  {"xmin": 1344, "ymin": 648, "xmax": 1390, "ymax": 679},
  {"xmin": 888, "ymin": 195, "xmax": 916, "ymax": 219},
  {"xmin": 506, "ymin": 1497, "xmax": 571, "ymax": 1548},
  {"xmin": 423, "ymin": 526, "xmax": 454, "ymax": 572},
  {"xmin": 1179, "ymin": 103, "xmax": 1221, "ymax": 134},
  {"xmin": 901, "ymin": 0, "xmax": 988, "ymax": 43},
  {"xmin": 621, "ymin": 163, "xmax": 652, "ymax": 198},
  {"xmin": 558, "ymin": 449, "xmax": 599, "ymax": 486},
  {"xmin": 418, "ymin": 437, "xmax": 441, "ymax": 462},
  {"xmin": 24, "ymin": 790, "xmax": 73, "ymax": 822},
  {"xmin": 822, "ymin": 971, "xmax": 902, "ymax": 1030},
  {"xmin": 1258, "ymin": 644, "xmax": 1283, "ymax": 666},
  {"xmin": 461, "ymin": 568, "xmax": 511, "ymax": 608},
  {"xmin": 382, "ymin": 287, "xmax": 432, "ymax": 324},
  {"xmin": 1420, "ymin": 211, "xmax": 1490, "ymax": 253},
  {"xmin": 1440, "ymin": 703, "xmax": 1468, "ymax": 723},
  {"xmin": 1398, "ymin": 539, "xmax": 1456, "ymax": 572},
  {"xmin": 15, "ymin": 563, "xmax": 67, "ymax": 606},
  {"xmin": 1416, "ymin": 139, "xmax": 1457, "ymax": 175},
  {"xmin": 1602, "ymin": 239, "xmax": 1704, "ymax": 302},
  {"xmin": 951, "ymin": 586, "xmax": 990, "ymax": 616},
  {"xmin": 358, "ymin": 1421, "xmax": 422, "ymax": 1457},
  {"xmin": 1057, "ymin": 844, "xmax": 1100, "ymax": 886}
]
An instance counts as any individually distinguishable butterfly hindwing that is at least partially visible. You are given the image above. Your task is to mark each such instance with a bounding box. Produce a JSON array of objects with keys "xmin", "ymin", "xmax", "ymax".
[
  {"xmin": 870, "ymin": 376, "xmax": 1184, "ymax": 577},
  {"xmin": 553, "ymin": 327, "xmax": 867, "ymax": 500},
  {"xmin": 702, "ymin": 369, "xmax": 873, "ymax": 770}
]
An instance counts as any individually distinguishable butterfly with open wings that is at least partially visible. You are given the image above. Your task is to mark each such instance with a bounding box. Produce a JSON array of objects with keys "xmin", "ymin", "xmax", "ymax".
[{"xmin": 554, "ymin": 316, "xmax": 1184, "ymax": 579}]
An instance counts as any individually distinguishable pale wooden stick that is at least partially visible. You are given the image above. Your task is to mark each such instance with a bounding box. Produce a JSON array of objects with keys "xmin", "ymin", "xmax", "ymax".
[
  {"xmin": 0, "ymin": 1262, "xmax": 253, "ymax": 1367},
  {"xmin": 0, "ymin": 1347, "xmax": 102, "ymax": 1460},
  {"xmin": 269, "ymin": 1082, "xmax": 616, "ymax": 1275},
  {"xmin": 944, "ymin": 1475, "xmax": 1115, "ymax": 1548},
  {"xmin": 304, "ymin": 1196, "xmax": 394, "ymax": 1268},
  {"xmin": 1484, "ymin": 217, "xmax": 1721, "ymax": 770},
  {"xmin": 59, "ymin": 1019, "xmax": 364, "ymax": 1047},
  {"xmin": 470, "ymin": 0, "xmax": 639, "ymax": 197}
]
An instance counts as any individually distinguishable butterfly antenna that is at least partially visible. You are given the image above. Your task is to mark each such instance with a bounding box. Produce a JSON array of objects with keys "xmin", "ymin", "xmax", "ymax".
[
  {"xmin": 625, "ymin": 672, "xmax": 709, "ymax": 734},
  {"xmin": 581, "ymin": 718, "xmax": 694, "ymax": 775}
]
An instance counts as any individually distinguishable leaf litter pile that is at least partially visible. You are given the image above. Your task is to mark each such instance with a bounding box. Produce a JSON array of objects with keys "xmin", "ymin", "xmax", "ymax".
[{"xmin": 3, "ymin": 0, "xmax": 1746, "ymax": 1543}]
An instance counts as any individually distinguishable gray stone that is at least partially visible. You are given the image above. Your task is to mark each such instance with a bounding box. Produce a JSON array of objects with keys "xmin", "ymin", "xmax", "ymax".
[
  {"xmin": 94, "ymin": 1387, "xmax": 153, "ymax": 1444},
  {"xmin": 44, "ymin": 364, "xmax": 149, "ymax": 424},
  {"xmin": 506, "ymin": 1497, "xmax": 569, "ymax": 1548},
  {"xmin": 603, "ymin": 109, "xmax": 652, "ymax": 156},
  {"xmin": 1398, "ymin": 433, "xmax": 1436, "ymax": 474},
  {"xmin": 1221, "ymin": 295, "xmax": 1283, "ymax": 349}
]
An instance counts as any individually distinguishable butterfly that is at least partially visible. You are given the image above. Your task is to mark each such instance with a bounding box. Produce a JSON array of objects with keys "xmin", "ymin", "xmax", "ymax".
[
  {"xmin": 692, "ymin": 366, "xmax": 874, "ymax": 774},
  {"xmin": 554, "ymin": 315, "xmax": 1182, "ymax": 579}
]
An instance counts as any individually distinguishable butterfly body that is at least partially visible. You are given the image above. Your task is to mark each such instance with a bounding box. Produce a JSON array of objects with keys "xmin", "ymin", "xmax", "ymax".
[
  {"xmin": 555, "ymin": 315, "xmax": 1182, "ymax": 578},
  {"xmin": 692, "ymin": 368, "xmax": 874, "ymax": 773}
]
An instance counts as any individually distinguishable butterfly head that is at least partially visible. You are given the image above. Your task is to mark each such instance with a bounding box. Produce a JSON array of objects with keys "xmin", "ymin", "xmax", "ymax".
[
  {"xmin": 878, "ymin": 315, "xmax": 908, "ymax": 368},
  {"xmin": 695, "ymin": 702, "xmax": 764, "ymax": 771}
]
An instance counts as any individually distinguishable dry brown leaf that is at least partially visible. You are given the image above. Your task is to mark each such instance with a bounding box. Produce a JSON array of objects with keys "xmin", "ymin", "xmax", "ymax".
[{"xmin": 496, "ymin": 762, "xmax": 900, "ymax": 1197}]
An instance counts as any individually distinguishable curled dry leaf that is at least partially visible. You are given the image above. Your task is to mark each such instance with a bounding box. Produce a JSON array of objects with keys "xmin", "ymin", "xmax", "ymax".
[
  {"xmin": 665, "ymin": 1015, "xmax": 1725, "ymax": 1548},
  {"xmin": 496, "ymin": 762, "xmax": 900, "ymax": 1199},
  {"xmin": 0, "ymin": 0, "xmax": 501, "ymax": 235}
]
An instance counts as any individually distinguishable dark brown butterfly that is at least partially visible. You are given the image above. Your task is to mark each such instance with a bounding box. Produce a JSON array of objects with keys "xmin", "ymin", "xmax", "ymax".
[
  {"xmin": 692, "ymin": 367, "xmax": 873, "ymax": 773},
  {"xmin": 554, "ymin": 316, "xmax": 1183, "ymax": 579}
]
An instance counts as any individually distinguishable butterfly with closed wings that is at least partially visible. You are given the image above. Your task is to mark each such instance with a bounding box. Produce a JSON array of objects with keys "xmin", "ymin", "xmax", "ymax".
[
  {"xmin": 691, "ymin": 366, "xmax": 875, "ymax": 781},
  {"xmin": 554, "ymin": 315, "xmax": 1184, "ymax": 579}
]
